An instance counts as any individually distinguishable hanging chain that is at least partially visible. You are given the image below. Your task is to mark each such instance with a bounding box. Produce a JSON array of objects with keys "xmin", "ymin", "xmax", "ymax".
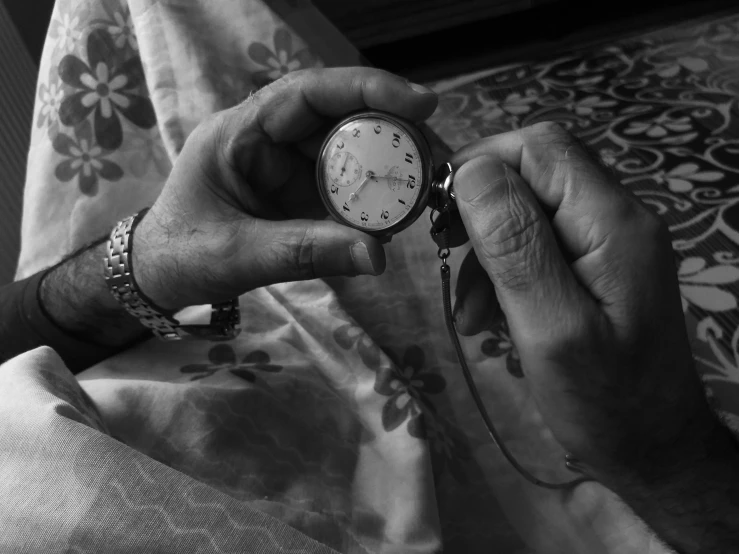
[
  {"xmin": 429, "ymin": 208, "xmax": 590, "ymax": 490},
  {"xmin": 431, "ymin": 208, "xmax": 452, "ymax": 262}
]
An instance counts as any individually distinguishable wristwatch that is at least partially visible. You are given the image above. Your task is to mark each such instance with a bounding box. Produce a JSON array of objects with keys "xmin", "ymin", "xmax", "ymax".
[{"xmin": 103, "ymin": 208, "xmax": 241, "ymax": 341}]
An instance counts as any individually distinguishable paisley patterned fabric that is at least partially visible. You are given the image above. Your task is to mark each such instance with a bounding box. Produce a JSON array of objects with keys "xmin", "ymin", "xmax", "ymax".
[
  {"xmin": 5, "ymin": 1, "xmax": 739, "ymax": 553},
  {"xmin": 427, "ymin": 14, "xmax": 739, "ymax": 430}
]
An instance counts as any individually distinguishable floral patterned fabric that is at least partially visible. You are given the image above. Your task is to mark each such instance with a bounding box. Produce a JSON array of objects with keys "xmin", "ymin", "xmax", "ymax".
[{"xmin": 6, "ymin": 1, "xmax": 739, "ymax": 553}]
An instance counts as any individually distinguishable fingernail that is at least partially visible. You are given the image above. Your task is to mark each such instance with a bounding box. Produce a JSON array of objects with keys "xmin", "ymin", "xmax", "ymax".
[
  {"xmin": 407, "ymin": 81, "xmax": 435, "ymax": 95},
  {"xmin": 456, "ymin": 156, "xmax": 507, "ymax": 203},
  {"xmin": 350, "ymin": 241, "xmax": 377, "ymax": 275}
]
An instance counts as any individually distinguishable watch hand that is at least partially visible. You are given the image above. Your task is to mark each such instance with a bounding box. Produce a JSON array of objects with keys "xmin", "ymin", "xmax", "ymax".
[
  {"xmin": 340, "ymin": 153, "xmax": 349, "ymax": 176},
  {"xmin": 373, "ymin": 175, "xmax": 409, "ymax": 183},
  {"xmin": 349, "ymin": 171, "xmax": 374, "ymax": 202}
]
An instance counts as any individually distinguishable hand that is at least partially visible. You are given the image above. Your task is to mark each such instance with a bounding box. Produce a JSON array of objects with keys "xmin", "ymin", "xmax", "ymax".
[
  {"xmin": 349, "ymin": 171, "xmax": 374, "ymax": 202},
  {"xmin": 132, "ymin": 68, "xmax": 438, "ymax": 311},
  {"xmin": 373, "ymin": 174, "xmax": 409, "ymax": 187},
  {"xmin": 340, "ymin": 152, "xmax": 349, "ymax": 176},
  {"xmin": 450, "ymin": 122, "xmax": 720, "ymax": 481},
  {"xmin": 371, "ymin": 173, "xmax": 406, "ymax": 182}
]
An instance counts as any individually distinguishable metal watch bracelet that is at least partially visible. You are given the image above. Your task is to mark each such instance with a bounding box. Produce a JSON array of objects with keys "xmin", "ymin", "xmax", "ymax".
[{"xmin": 103, "ymin": 208, "xmax": 240, "ymax": 341}]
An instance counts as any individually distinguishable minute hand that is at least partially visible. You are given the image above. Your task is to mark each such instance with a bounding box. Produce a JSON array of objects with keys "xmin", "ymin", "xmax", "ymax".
[{"xmin": 349, "ymin": 173, "xmax": 372, "ymax": 202}]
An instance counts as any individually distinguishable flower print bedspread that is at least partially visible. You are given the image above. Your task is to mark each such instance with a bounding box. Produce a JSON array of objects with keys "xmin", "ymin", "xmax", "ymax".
[{"xmin": 4, "ymin": 0, "xmax": 739, "ymax": 552}]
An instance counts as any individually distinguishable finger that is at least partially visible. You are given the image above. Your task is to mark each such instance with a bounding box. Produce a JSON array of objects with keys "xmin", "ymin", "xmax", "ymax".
[
  {"xmin": 237, "ymin": 123, "xmax": 333, "ymax": 200},
  {"xmin": 242, "ymin": 219, "xmax": 387, "ymax": 288},
  {"xmin": 449, "ymin": 122, "xmax": 647, "ymax": 262},
  {"xmin": 260, "ymin": 150, "xmax": 328, "ymax": 220},
  {"xmin": 454, "ymin": 155, "xmax": 592, "ymax": 339},
  {"xmin": 225, "ymin": 67, "xmax": 438, "ymax": 147},
  {"xmin": 297, "ymin": 125, "xmax": 335, "ymax": 159},
  {"xmin": 446, "ymin": 210, "xmax": 470, "ymax": 248},
  {"xmin": 454, "ymin": 248, "xmax": 501, "ymax": 336}
]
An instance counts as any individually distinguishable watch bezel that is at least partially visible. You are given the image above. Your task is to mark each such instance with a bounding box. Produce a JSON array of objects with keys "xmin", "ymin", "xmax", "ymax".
[{"xmin": 315, "ymin": 110, "xmax": 434, "ymax": 238}]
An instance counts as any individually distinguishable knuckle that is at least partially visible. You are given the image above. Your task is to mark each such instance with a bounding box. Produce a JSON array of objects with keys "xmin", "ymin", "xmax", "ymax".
[
  {"xmin": 255, "ymin": 225, "xmax": 318, "ymax": 283},
  {"xmin": 248, "ymin": 71, "xmax": 311, "ymax": 141},
  {"xmin": 526, "ymin": 121, "xmax": 606, "ymax": 176},
  {"xmin": 582, "ymin": 249, "xmax": 632, "ymax": 301},
  {"xmin": 529, "ymin": 120, "xmax": 570, "ymax": 140},
  {"xmin": 219, "ymin": 100, "xmax": 262, "ymax": 168},
  {"xmin": 257, "ymin": 68, "xmax": 314, "ymax": 104},
  {"xmin": 274, "ymin": 68, "xmax": 307, "ymax": 89},
  {"xmin": 292, "ymin": 226, "xmax": 317, "ymax": 280},
  {"xmin": 349, "ymin": 73, "xmax": 366, "ymax": 98},
  {"xmin": 524, "ymin": 121, "xmax": 579, "ymax": 179},
  {"xmin": 216, "ymin": 121, "xmax": 242, "ymax": 171},
  {"xmin": 526, "ymin": 121, "xmax": 578, "ymax": 157},
  {"xmin": 190, "ymin": 112, "xmax": 223, "ymax": 145},
  {"xmin": 182, "ymin": 113, "xmax": 228, "ymax": 168}
]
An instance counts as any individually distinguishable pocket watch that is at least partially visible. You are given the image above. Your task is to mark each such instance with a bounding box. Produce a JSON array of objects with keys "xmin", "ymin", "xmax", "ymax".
[{"xmin": 316, "ymin": 110, "xmax": 455, "ymax": 239}]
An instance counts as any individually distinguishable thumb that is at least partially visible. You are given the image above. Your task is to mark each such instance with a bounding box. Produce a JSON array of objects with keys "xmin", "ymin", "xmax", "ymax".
[
  {"xmin": 245, "ymin": 219, "xmax": 386, "ymax": 287},
  {"xmin": 454, "ymin": 155, "xmax": 584, "ymax": 339}
]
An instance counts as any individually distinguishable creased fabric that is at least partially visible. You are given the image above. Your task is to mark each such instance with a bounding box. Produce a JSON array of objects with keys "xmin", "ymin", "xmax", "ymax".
[{"xmin": 11, "ymin": 1, "xmax": 739, "ymax": 553}]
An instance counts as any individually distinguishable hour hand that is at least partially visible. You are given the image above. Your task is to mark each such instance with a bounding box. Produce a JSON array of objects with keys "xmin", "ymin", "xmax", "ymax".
[{"xmin": 350, "ymin": 171, "xmax": 374, "ymax": 202}]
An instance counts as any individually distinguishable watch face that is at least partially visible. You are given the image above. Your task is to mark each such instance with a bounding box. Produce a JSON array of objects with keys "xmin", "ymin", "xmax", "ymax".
[{"xmin": 317, "ymin": 114, "xmax": 426, "ymax": 233}]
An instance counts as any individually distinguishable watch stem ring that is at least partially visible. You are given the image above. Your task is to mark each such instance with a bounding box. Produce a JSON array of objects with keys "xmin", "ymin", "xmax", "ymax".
[{"xmin": 431, "ymin": 162, "xmax": 456, "ymax": 211}]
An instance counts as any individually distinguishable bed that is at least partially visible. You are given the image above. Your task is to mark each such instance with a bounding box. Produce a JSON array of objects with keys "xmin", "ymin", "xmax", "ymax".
[{"xmin": 2, "ymin": 0, "xmax": 739, "ymax": 552}]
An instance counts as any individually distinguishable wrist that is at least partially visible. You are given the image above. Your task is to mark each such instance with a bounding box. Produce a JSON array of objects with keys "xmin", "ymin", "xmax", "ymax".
[
  {"xmin": 40, "ymin": 239, "xmax": 150, "ymax": 349},
  {"xmin": 130, "ymin": 208, "xmax": 185, "ymax": 313},
  {"xmin": 109, "ymin": 209, "xmax": 241, "ymax": 341}
]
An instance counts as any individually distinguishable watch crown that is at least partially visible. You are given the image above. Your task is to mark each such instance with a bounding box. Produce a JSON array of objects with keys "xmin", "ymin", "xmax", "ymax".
[{"xmin": 430, "ymin": 162, "xmax": 455, "ymax": 211}]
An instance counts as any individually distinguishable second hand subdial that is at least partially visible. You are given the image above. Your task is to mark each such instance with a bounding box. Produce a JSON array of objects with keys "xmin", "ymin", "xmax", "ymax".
[{"xmin": 329, "ymin": 151, "xmax": 361, "ymax": 187}]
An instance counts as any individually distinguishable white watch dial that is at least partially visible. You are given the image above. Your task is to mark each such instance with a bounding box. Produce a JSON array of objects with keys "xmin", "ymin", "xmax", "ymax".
[{"xmin": 320, "ymin": 117, "xmax": 423, "ymax": 231}]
